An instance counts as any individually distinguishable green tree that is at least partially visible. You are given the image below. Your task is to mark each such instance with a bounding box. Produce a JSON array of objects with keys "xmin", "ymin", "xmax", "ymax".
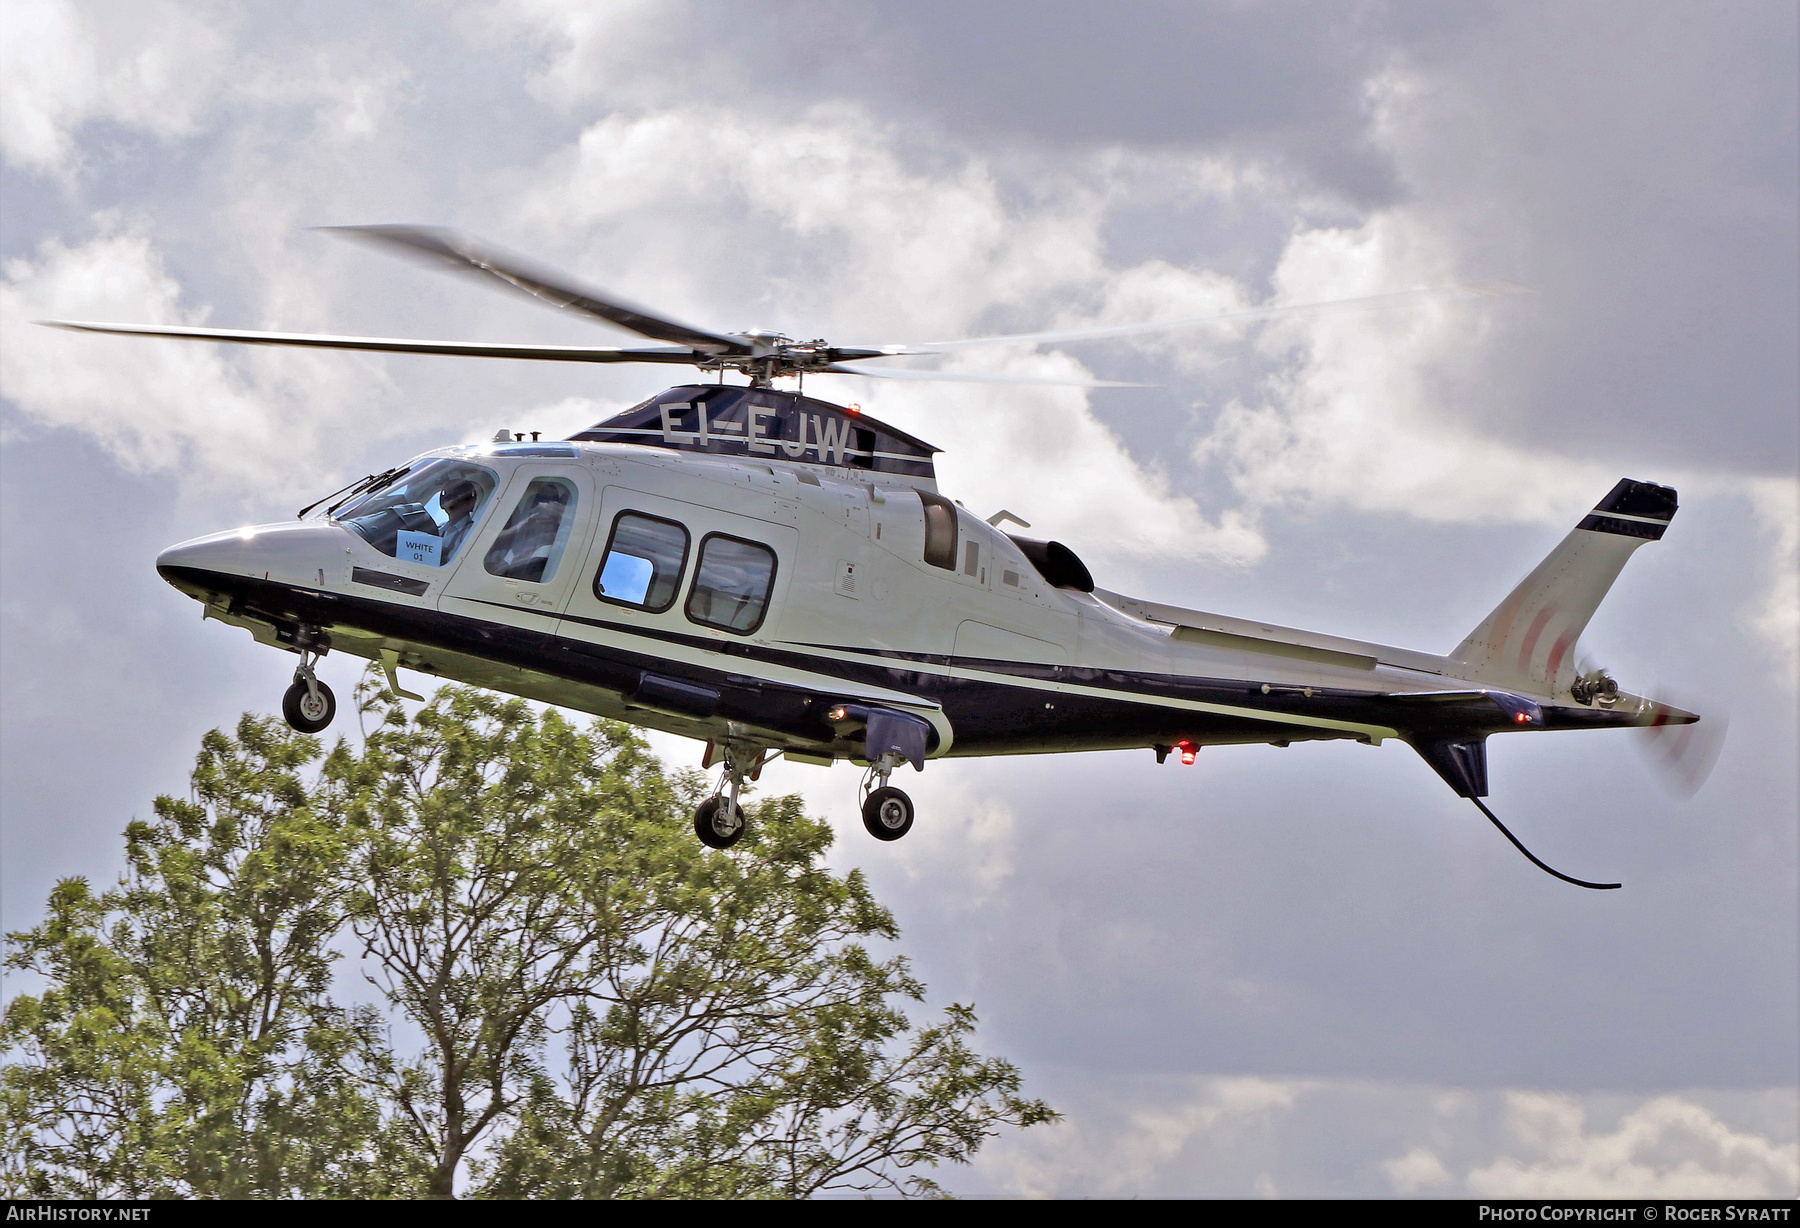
[
  {"xmin": 0, "ymin": 716, "xmax": 415, "ymax": 1198},
  {"xmin": 3, "ymin": 680, "xmax": 1052, "ymax": 1198}
]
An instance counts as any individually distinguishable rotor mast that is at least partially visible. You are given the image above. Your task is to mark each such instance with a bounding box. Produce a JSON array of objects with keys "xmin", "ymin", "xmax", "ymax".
[{"xmin": 696, "ymin": 330, "xmax": 880, "ymax": 388}]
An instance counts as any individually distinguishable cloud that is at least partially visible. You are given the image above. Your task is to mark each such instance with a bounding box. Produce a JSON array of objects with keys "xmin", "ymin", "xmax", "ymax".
[
  {"xmin": 231, "ymin": 44, "xmax": 413, "ymax": 146},
  {"xmin": 458, "ymin": 0, "xmax": 682, "ymax": 111},
  {"xmin": 974, "ymin": 1074, "xmax": 1314, "ymax": 1199},
  {"xmin": 1464, "ymin": 1092, "xmax": 1800, "ymax": 1199},
  {"xmin": 1384, "ymin": 1145, "xmax": 1454, "ymax": 1194},
  {"xmin": 0, "ymin": 0, "xmax": 410, "ymax": 191},
  {"xmin": 506, "ymin": 102, "xmax": 1270, "ymax": 567},
  {"xmin": 877, "ymin": 770, "xmax": 1019, "ymax": 901},
  {"xmin": 465, "ymin": 0, "xmax": 1424, "ymax": 206},
  {"xmin": 1744, "ymin": 478, "xmax": 1799, "ymax": 688},
  {"xmin": 965, "ymin": 1076, "xmax": 1798, "ymax": 1198},
  {"xmin": 0, "ymin": 219, "xmax": 380, "ymax": 496},
  {"xmin": 1194, "ymin": 205, "xmax": 1800, "ymax": 676},
  {"xmin": 1197, "ymin": 209, "xmax": 1614, "ymax": 528},
  {"xmin": 0, "ymin": 0, "xmax": 235, "ymax": 178}
]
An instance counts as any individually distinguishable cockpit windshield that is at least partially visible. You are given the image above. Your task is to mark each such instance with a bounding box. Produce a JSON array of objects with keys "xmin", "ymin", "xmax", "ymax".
[{"xmin": 335, "ymin": 459, "xmax": 498, "ymax": 567}]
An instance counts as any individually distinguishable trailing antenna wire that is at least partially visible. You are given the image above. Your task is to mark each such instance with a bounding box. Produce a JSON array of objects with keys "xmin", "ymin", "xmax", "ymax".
[{"xmin": 1469, "ymin": 797, "xmax": 1620, "ymax": 890}]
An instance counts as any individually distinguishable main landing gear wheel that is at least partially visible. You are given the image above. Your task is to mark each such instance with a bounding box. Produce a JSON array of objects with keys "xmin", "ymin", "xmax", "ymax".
[
  {"xmin": 694, "ymin": 795, "xmax": 746, "ymax": 850},
  {"xmin": 862, "ymin": 786, "xmax": 914, "ymax": 841},
  {"xmin": 282, "ymin": 678, "xmax": 336, "ymax": 733}
]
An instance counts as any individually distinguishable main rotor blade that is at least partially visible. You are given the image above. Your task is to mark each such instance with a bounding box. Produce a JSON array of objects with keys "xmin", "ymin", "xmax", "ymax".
[
  {"xmin": 322, "ymin": 224, "xmax": 749, "ymax": 354},
  {"xmin": 40, "ymin": 320, "xmax": 708, "ymax": 364},
  {"xmin": 904, "ymin": 280, "xmax": 1533, "ymax": 352},
  {"xmin": 823, "ymin": 362, "xmax": 1148, "ymax": 388}
]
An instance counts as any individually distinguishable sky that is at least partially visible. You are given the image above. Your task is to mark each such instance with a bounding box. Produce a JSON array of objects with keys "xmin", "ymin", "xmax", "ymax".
[{"xmin": 1, "ymin": 0, "xmax": 1795, "ymax": 1199}]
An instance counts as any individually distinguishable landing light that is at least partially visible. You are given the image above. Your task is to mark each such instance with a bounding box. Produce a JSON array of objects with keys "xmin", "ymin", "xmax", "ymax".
[{"xmin": 237, "ymin": 526, "xmax": 257, "ymax": 540}]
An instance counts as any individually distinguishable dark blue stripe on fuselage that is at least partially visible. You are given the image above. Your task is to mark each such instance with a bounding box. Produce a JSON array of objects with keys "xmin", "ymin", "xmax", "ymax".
[{"xmin": 159, "ymin": 565, "xmax": 1634, "ymax": 751}]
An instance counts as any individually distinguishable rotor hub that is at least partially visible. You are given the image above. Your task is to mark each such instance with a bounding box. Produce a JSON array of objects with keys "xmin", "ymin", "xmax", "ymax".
[{"xmin": 698, "ymin": 336, "xmax": 863, "ymax": 386}]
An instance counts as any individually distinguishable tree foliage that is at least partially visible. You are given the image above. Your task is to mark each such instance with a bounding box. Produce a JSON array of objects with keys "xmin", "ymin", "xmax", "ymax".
[{"xmin": 2, "ymin": 681, "xmax": 1052, "ymax": 1198}]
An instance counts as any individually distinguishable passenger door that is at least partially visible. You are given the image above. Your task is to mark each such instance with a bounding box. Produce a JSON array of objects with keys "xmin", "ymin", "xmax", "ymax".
[{"xmin": 559, "ymin": 485, "xmax": 798, "ymax": 654}]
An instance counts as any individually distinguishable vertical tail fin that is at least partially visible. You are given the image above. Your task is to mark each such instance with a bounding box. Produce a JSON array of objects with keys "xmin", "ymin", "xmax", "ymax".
[{"xmin": 1448, "ymin": 479, "xmax": 1677, "ymax": 696}]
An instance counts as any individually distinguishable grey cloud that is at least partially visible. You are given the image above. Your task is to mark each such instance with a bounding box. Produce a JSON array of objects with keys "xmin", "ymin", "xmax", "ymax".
[
  {"xmin": 534, "ymin": 0, "xmax": 1796, "ymax": 477},
  {"xmin": 2, "ymin": 0, "xmax": 1794, "ymax": 1199},
  {"xmin": 521, "ymin": 0, "xmax": 1457, "ymax": 206},
  {"xmin": 1373, "ymin": 3, "xmax": 1799, "ymax": 475},
  {"xmin": 952, "ymin": 1076, "xmax": 1798, "ymax": 1197}
]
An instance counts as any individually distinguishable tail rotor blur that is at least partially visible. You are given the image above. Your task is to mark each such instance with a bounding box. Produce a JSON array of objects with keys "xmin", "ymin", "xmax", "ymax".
[{"xmin": 1637, "ymin": 694, "xmax": 1728, "ymax": 799}]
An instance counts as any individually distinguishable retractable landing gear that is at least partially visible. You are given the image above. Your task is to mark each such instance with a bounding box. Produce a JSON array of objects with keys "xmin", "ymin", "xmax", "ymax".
[
  {"xmin": 281, "ymin": 650, "xmax": 335, "ymax": 733},
  {"xmin": 860, "ymin": 754, "xmax": 914, "ymax": 841},
  {"xmin": 694, "ymin": 741, "xmax": 760, "ymax": 850},
  {"xmin": 693, "ymin": 794, "xmax": 744, "ymax": 849}
]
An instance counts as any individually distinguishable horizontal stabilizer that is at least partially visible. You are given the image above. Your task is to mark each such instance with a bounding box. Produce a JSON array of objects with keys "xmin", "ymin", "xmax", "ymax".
[{"xmin": 1094, "ymin": 589, "xmax": 1445, "ymax": 675}]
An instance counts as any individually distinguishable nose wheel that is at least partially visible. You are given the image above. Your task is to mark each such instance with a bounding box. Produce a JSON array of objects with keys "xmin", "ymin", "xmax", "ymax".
[
  {"xmin": 694, "ymin": 740, "xmax": 765, "ymax": 850},
  {"xmin": 861, "ymin": 786, "xmax": 914, "ymax": 841},
  {"xmin": 282, "ymin": 652, "xmax": 335, "ymax": 733}
]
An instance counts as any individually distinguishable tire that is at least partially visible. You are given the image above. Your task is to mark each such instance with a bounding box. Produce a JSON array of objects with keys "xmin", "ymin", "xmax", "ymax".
[
  {"xmin": 861, "ymin": 786, "xmax": 914, "ymax": 841},
  {"xmin": 694, "ymin": 795, "xmax": 746, "ymax": 850},
  {"xmin": 282, "ymin": 678, "xmax": 336, "ymax": 733}
]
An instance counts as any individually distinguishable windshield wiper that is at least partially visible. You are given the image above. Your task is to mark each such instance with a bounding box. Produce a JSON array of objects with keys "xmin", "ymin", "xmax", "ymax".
[{"xmin": 297, "ymin": 466, "xmax": 410, "ymax": 519}]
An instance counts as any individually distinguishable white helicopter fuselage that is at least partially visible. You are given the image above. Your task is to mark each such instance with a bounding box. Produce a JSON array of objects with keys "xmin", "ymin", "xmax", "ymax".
[{"xmin": 156, "ymin": 422, "xmax": 1679, "ymax": 793}]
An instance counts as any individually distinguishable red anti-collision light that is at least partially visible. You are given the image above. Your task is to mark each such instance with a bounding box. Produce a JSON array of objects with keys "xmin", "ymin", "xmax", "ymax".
[
  {"xmin": 1177, "ymin": 739, "xmax": 1197, "ymax": 765},
  {"xmin": 1515, "ymin": 712, "xmax": 1531, "ymax": 724}
]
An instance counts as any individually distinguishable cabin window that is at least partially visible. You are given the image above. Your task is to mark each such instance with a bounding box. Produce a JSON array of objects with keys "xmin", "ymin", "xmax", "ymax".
[
  {"xmin": 594, "ymin": 512, "xmax": 689, "ymax": 612},
  {"xmin": 918, "ymin": 490, "xmax": 958, "ymax": 570},
  {"xmin": 484, "ymin": 477, "xmax": 578, "ymax": 583},
  {"xmin": 686, "ymin": 533, "xmax": 777, "ymax": 635},
  {"xmin": 338, "ymin": 459, "xmax": 497, "ymax": 567}
]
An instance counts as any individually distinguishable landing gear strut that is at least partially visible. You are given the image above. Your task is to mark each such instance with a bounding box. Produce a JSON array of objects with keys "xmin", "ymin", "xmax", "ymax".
[
  {"xmin": 860, "ymin": 753, "xmax": 914, "ymax": 841},
  {"xmin": 281, "ymin": 650, "xmax": 335, "ymax": 733},
  {"xmin": 694, "ymin": 741, "xmax": 759, "ymax": 850}
]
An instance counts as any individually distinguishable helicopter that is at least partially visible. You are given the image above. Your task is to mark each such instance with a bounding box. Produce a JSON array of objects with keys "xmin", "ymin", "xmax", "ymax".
[{"xmin": 45, "ymin": 225, "xmax": 1704, "ymax": 886}]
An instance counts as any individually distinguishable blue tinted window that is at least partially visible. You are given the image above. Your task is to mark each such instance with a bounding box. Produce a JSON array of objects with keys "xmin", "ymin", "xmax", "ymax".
[
  {"xmin": 599, "ymin": 553, "xmax": 654, "ymax": 603},
  {"xmin": 594, "ymin": 512, "xmax": 688, "ymax": 612}
]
